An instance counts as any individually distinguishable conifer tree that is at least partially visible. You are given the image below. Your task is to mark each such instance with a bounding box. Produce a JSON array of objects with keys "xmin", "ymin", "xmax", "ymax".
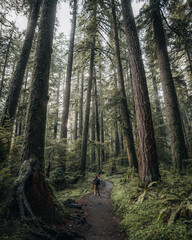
[
  {"xmin": 111, "ymin": 0, "xmax": 138, "ymax": 170},
  {"xmin": 150, "ymin": 0, "xmax": 188, "ymax": 169},
  {"xmin": 60, "ymin": 0, "xmax": 77, "ymax": 139},
  {"xmin": 0, "ymin": 0, "xmax": 42, "ymax": 161},
  {"xmin": 121, "ymin": 0, "xmax": 160, "ymax": 183},
  {"xmin": 80, "ymin": 0, "xmax": 97, "ymax": 175}
]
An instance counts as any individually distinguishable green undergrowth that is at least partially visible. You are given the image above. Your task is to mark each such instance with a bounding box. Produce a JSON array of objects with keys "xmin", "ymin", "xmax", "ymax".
[
  {"xmin": 108, "ymin": 166, "xmax": 192, "ymax": 240},
  {"xmin": 57, "ymin": 172, "xmax": 95, "ymax": 202}
]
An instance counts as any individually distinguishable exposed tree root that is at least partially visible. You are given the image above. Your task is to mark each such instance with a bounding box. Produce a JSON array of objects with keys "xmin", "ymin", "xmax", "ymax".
[{"xmin": 5, "ymin": 158, "xmax": 75, "ymax": 240}]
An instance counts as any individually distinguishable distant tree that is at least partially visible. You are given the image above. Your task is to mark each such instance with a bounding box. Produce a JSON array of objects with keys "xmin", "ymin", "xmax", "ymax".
[
  {"xmin": 121, "ymin": 0, "xmax": 160, "ymax": 183},
  {"xmin": 0, "ymin": 26, "xmax": 15, "ymax": 99},
  {"xmin": 80, "ymin": 0, "xmax": 97, "ymax": 175},
  {"xmin": 79, "ymin": 68, "xmax": 84, "ymax": 138},
  {"xmin": 60, "ymin": 0, "xmax": 77, "ymax": 139}
]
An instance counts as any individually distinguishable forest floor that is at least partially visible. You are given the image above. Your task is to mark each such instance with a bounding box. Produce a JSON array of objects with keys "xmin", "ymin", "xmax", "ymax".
[{"xmin": 70, "ymin": 179, "xmax": 125, "ymax": 240}]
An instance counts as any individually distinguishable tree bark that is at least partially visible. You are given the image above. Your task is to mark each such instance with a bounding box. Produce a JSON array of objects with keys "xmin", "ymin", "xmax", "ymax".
[
  {"xmin": 0, "ymin": 26, "xmax": 14, "ymax": 99},
  {"xmin": 60, "ymin": 0, "xmax": 77, "ymax": 139},
  {"xmin": 54, "ymin": 72, "xmax": 61, "ymax": 139},
  {"xmin": 1, "ymin": 1, "xmax": 41, "ymax": 127},
  {"xmin": 80, "ymin": 6, "xmax": 97, "ymax": 175},
  {"xmin": 91, "ymin": 89, "xmax": 96, "ymax": 171},
  {"xmin": 94, "ymin": 76, "xmax": 101, "ymax": 170},
  {"xmin": 10, "ymin": 0, "xmax": 65, "ymax": 231},
  {"xmin": 111, "ymin": 0, "xmax": 138, "ymax": 170},
  {"xmin": 74, "ymin": 71, "xmax": 79, "ymax": 140},
  {"xmin": 99, "ymin": 77, "xmax": 105, "ymax": 167},
  {"xmin": 79, "ymin": 69, "xmax": 84, "ymax": 138},
  {"xmin": 150, "ymin": 0, "xmax": 188, "ymax": 169},
  {"xmin": 121, "ymin": 0, "xmax": 160, "ymax": 183},
  {"xmin": 152, "ymin": 73, "xmax": 166, "ymax": 137}
]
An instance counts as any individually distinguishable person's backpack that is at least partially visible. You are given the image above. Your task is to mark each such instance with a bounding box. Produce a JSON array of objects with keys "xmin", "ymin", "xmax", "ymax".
[{"xmin": 94, "ymin": 178, "xmax": 100, "ymax": 185}]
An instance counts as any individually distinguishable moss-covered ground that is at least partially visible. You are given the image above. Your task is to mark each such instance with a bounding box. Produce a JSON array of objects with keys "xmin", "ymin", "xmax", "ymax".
[
  {"xmin": 106, "ymin": 165, "xmax": 192, "ymax": 240},
  {"xmin": 1, "ymin": 161, "xmax": 192, "ymax": 240}
]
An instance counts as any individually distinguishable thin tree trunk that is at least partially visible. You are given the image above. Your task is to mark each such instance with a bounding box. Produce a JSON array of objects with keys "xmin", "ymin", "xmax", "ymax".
[
  {"xmin": 152, "ymin": 73, "xmax": 166, "ymax": 137},
  {"xmin": 99, "ymin": 69, "xmax": 105, "ymax": 167},
  {"xmin": 150, "ymin": 0, "xmax": 188, "ymax": 169},
  {"xmin": 80, "ymin": 6, "xmax": 97, "ymax": 175},
  {"xmin": 0, "ymin": 26, "xmax": 14, "ymax": 99},
  {"xmin": 121, "ymin": 0, "xmax": 160, "ymax": 183},
  {"xmin": 114, "ymin": 74, "xmax": 121, "ymax": 157},
  {"xmin": 54, "ymin": 72, "xmax": 61, "ymax": 139},
  {"xmin": 94, "ymin": 76, "xmax": 101, "ymax": 170},
  {"xmin": 91, "ymin": 90, "xmax": 96, "ymax": 171},
  {"xmin": 79, "ymin": 69, "xmax": 84, "ymax": 138},
  {"xmin": 111, "ymin": 0, "xmax": 138, "ymax": 169},
  {"xmin": 74, "ymin": 71, "xmax": 79, "ymax": 140},
  {"xmin": 60, "ymin": 0, "xmax": 77, "ymax": 139}
]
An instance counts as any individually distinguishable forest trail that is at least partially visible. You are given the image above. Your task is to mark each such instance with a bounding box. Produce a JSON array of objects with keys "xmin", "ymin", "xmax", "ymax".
[{"xmin": 74, "ymin": 179, "xmax": 124, "ymax": 240}]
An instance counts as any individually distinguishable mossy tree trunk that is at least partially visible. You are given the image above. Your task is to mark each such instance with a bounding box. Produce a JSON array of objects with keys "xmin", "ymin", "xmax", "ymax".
[
  {"xmin": 0, "ymin": 1, "xmax": 42, "ymax": 161},
  {"xmin": 80, "ymin": 4, "xmax": 97, "ymax": 175},
  {"xmin": 0, "ymin": 26, "xmax": 14, "ymax": 99},
  {"xmin": 111, "ymin": 0, "xmax": 138, "ymax": 170},
  {"xmin": 121, "ymin": 0, "xmax": 160, "ymax": 183},
  {"xmin": 94, "ymin": 75, "xmax": 101, "ymax": 170},
  {"xmin": 79, "ymin": 69, "xmax": 84, "ymax": 138},
  {"xmin": 74, "ymin": 70, "xmax": 80, "ymax": 141},
  {"xmin": 91, "ymin": 87, "xmax": 96, "ymax": 171},
  {"xmin": 60, "ymin": 0, "xmax": 77, "ymax": 139},
  {"xmin": 150, "ymin": 0, "xmax": 188, "ymax": 170},
  {"xmin": 54, "ymin": 72, "xmax": 61, "ymax": 139},
  {"xmin": 12, "ymin": 0, "xmax": 65, "ymax": 229}
]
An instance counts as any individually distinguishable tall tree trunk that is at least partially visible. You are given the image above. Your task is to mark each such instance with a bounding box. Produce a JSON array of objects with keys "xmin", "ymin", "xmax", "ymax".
[
  {"xmin": 12, "ymin": 0, "xmax": 64, "ymax": 229},
  {"xmin": 80, "ymin": 6, "xmax": 97, "ymax": 175},
  {"xmin": 54, "ymin": 72, "xmax": 61, "ymax": 139},
  {"xmin": 150, "ymin": 0, "xmax": 188, "ymax": 169},
  {"xmin": 79, "ymin": 69, "xmax": 84, "ymax": 138},
  {"xmin": 121, "ymin": 0, "xmax": 160, "ymax": 183},
  {"xmin": 0, "ymin": 1, "xmax": 41, "ymax": 162},
  {"xmin": 111, "ymin": 0, "xmax": 138, "ymax": 170},
  {"xmin": 22, "ymin": 0, "xmax": 57, "ymax": 167},
  {"xmin": 60, "ymin": 0, "xmax": 77, "ymax": 139},
  {"xmin": 0, "ymin": 26, "xmax": 14, "ymax": 99},
  {"xmin": 94, "ymin": 76, "xmax": 101, "ymax": 170},
  {"xmin": 152, "ymin": 73, "xmax": 166, "ymax": 137},
  {"xmin": 99, "ymin": 69, "xmax": 105, "ymax": 167},
  {"xmin": 74, "ymin": 71, "xmax": 79, "ymax": 140},
  {"xmin": 91, "ymin": 91, "xmax": 96, "ymax": 171},
  {"xmin": 1, "ymin": 1, "xmax": 41, "ymax": 127},
  {"xmin": 114, "ymin": 74, "xmax": 121, "ymax": 157}
]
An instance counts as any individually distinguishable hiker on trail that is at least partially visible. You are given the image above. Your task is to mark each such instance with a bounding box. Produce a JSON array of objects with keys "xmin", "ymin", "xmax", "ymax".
[{"xmin": 93, "ymin": 175, "xmax": 100, "ymax": 196}]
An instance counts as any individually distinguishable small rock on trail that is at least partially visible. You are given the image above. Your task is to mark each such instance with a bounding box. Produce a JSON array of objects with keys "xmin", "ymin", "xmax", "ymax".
[{"xmin": 74, "ymin": 179, "xmax": 125, "ymax": 240}]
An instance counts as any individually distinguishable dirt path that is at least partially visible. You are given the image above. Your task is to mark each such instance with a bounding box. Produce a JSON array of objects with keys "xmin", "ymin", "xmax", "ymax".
[{"xmin": 74, "ymin": 179, "xmax": 124, "ymax": 240}]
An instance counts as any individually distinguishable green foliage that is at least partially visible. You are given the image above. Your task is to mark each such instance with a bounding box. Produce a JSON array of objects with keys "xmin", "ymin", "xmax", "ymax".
[
  {"xmin": 0, "ymin": 124, "xmax": 11, "ymax": 162},
  {"xmin": 109, "ymin": 165, "xmax": 192, "ymax": 240},
  {"xmin": 0, "ymin": 167, "xmax": 15, "ymax": 202},
  {"xmin": 45, "ymin": 138, "xmax": 84, "ymax": 189},
  {"xmin": 57, "ymin": 171, "xmax": 94, "ymax": 202}
]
